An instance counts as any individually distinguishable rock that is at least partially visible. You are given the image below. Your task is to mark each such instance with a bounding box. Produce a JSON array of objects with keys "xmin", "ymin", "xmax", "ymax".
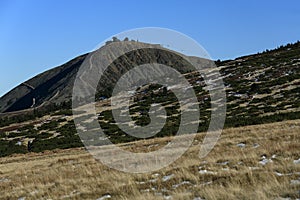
[
  {"xmin": 199, "ymin": 169, "xmax": 216, "ymax": 175},
  {"xmin": 96, "ymin": 194, "xmax": 111, "ymax": 200},
  {"xmin": 293, "ymin": 158, "xmax": 300, "ymax": 164},
  {"xmin": 290, "ymin": 179, "xmax": 300, "ymax": 185},
  {"xmin": 237, "ymin": 143, "xmax": 246, "ymax": 148},
  {"xmin": 162, "ymin": 174, "xmax": 174, "ymax": 182}
]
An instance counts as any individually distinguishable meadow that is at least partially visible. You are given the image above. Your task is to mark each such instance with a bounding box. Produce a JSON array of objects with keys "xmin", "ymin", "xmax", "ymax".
[{"xmin": 0, "ymin": 119, "xmax": 299, "ymax": 200}]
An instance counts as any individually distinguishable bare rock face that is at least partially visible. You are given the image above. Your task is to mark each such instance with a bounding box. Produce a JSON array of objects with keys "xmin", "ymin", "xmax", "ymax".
[{"xmin": 0, "ymin": 54, "xmax": 87, "ymax": 113}]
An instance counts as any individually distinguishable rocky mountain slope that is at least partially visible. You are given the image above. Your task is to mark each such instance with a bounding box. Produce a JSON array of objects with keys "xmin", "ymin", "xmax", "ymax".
[
  {"xmin": 0, "ymin": 40, "xmax": 299, "ymax": 156},
  {"xmin": 0, "ymin": 54, "xmax": 87, "ymax": 113},
  {"xmin": 0, "ymin": 42, "xmax": 195, "ymax": 113}
]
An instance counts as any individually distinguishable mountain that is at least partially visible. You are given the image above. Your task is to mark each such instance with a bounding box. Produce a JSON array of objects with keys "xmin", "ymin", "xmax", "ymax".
[
  {"xmin": 0, "ymin": 41, "xmax": 196, "ymax": 114},
  {"xmin": 0, "ymin": 54, "xmax": 87, "ymax": 113},
  {"xmin": 0, "ymin": 40, "xmax": 299, "ymax": 156}
]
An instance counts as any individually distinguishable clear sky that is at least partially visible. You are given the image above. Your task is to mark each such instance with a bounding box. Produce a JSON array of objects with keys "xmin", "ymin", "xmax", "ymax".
[{"xmin": 1, "ymin": 0, "xmax": 300, "ymax": 97}]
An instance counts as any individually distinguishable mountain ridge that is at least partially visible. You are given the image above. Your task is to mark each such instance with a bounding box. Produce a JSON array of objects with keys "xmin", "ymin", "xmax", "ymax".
[
  {"xmin": 0, "ymin": 40, "xmax": 299, "ymax": 157},
  {"xmin": 1, "ymin": 40, "xmax": 299, "ymax": 114},
  {"xmin": 0, "ymin": 41, "xmax": 199, "ymax": 113}
]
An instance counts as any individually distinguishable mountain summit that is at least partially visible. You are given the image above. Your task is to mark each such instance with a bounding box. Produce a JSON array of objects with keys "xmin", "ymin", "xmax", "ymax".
[{"xmin": 0, "ymin": 41, "xmax": 198, "ymax": 113}]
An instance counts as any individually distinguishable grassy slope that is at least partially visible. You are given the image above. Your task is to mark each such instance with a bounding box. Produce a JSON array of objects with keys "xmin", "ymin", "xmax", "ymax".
[
  {"xmin": 0, "ymin": 41, "xmax": 299, "ymax": 156},
  {"xmin": 0, "ymin": 119, "xmax": 299, "ymax": 200}
]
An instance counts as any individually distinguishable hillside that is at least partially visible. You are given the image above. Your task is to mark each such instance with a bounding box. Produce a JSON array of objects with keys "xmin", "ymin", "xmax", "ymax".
[
  {"xmin": 0, "ymin": 120, "xmax": 299, "ymax": 199},
  {"xmin": 0, "ymin": 42, "xmax": 194, "ymax": 113},
  {"xmin": 0, "ymin": 54, "xmax": 87, "ymax": 113},
  {"xmin": 0, "ymin": 41, "xmax": 299, "ymax": 157}
]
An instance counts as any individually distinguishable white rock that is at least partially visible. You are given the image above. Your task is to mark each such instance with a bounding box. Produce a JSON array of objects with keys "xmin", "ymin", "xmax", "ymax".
[
  {"xmin": 164, "ymin": 195, "xmax": 173, "ymax": 200},
  {"xmin": 30, "ymin": 190, "xmax": 39, "ymax": 195},
  {"xmin": 259, "ymin": 158, "xmax": 273, "ymax": 165},
  {"xmin": 199, "ymin": 169, "xmax": 216, "ymax": 175},
  {"xmin": 290, "ymin": 179, "xmax": 300, "ymax": 185},
  {"xmin": 200, "ymin": 181, "xmax": 212, "ymax": 186},
  {"xmin": 217, "ymin": 161, "xmax": 229, "ymax": 165},
  {"xmin": 140, "ymin": 189, "xmax": 150, "ymax": 192},
  {"xmin": 149, "ymin": 178, "xmax": 158, "ymax": 183},
  {"xmin": 293, "ymin": 158, "xmax": 300, "ymax": 164},
  {"xmin": 151, "ymin": 173, "xmax": 160, "ymax": 178},
  {"xmin": 248, "ymin": 166, "xmax": 260, "ymax": 170},
  {"xmin": 172, "ymin": 181, "xmax": 191, "ymax": 189},
  {"xmin": 162, "ymin": 174, "xmax": 174, "ymax": 182},
  {"xmin": 274, "ymin": 172, "xmax": 292, "ymax": 176},
  {"xmin": 161, "ymin": 188, "xmax": 170, "ymax": 192},
  {"xmin": 274, "ymin": 172, "xmax": 283, "ymax": 176},
  {"xmin": 15, "ymin": 141, "xmax": 22, "ymax": 146},
  {"xmin": 194, "ymin": 197, "xmax": 205, "ymax": 200},
  {"xmin": 237, "ymin": 143, "xmax": 246, "ymax": 148},
  {"xmin": 154, "ymin": 192, "xmax": 163, "ymax": 196},
  {"xmin": 136, "ymin": 181, "xmax": 146, "ymax": 184},
  {"xmin": 96, "ymin": 194, "xmax": 111, "ymax": 200},
  {"xmin": 0, "ymin": 178, "xmax": 10, "ymax": 182}
]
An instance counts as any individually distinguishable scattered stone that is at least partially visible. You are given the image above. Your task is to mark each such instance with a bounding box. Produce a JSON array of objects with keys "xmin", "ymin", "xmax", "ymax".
[
  {"xmin": 293, "ymin": 158, "xmax": 300, "ymax": 164},
  {"xmin": 154, "ymin": 192, "xmax": 163, "ymax": 196},
  {"xmin": 274, "ymin": 172, "xmax": 292, "ymax": 176},
  {"xmin": 200, "ymin": 161, "xmax": 207, "ymax": 165},
  {"xmin": 136, "ymin": 181, "xmax": 146, "ymax": 184},
  {"xmin": 237, "ymin": 143, "xmax": 246, "ymax": 148},
  {"xmin": 140, "ymin": 189, "xmax": 150, "ymax": 192},
  {"xmin": 15, "ymin": 141, "xmax": 22, "ymax": 146},
  {"xmin": 259, "ymin": 156, "xmax": 273, "ymax": 165},
  {"xmin": 96, "ymin": 194, "xmax": 111, "ymax": 200},
  {"xmin": 221, "ymin": 168, "xmax": 229, "ymax": 171},
  {"xmin": 29, "ymin": 190, "xmax": 39, "ymax": 195},
  {"xmin": 162, "ymin": 174, "xmax": 174, "ymax": 182},
  {"xmin": 200, "ymin": 181, "xmax": 213, "ymax": 186},
  {"xmin": 274, "ymin": 172, "xmax": 284, "ymax": 176},
  {"xmin": 151, "ymin": 173, "xmax": 160, "ymax": 178},
  {"xmin": 290, "ymin": 179, "xmax": 300, "ymax": 185},
  {"xmin": 149, "ymin": 178, "xmax": 158, "ymax": 183},
  {"xmin": 252, "ymin": 143, "xmax": 260, "ymax": 148},
  {"xmin": 172, "ymin": 181, "xmax": 191, "ymax": 189},
  {"xmin": 194, "ymin": 197, "xmax": 205, "ymax": 200},
  {"xmin": 199, "ymin": 169, "xmax": 216, "ymax": 175},
  {"xmin": 217, "ymin": 161, "xmax": 229, "ymax": 165},
  {"xmin": 164, "ymin": 195, "xmax": 173, "ymax": 200},
  {"xmin": 248, "ymin": 166, "xmax": 260, "ymax": 170},
  {"xmin": 0, "ymin": 178, "xmax": 10, "ymax": 183}
]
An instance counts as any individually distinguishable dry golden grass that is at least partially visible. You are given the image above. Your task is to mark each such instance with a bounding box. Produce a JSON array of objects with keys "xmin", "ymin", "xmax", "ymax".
[{"xmin": 0, "ymin": 119, "xmax": 300, "ymax": 200}]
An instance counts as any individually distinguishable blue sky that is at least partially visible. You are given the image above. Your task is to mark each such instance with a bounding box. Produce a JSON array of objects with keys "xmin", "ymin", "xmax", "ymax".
[{"xmin": 1, "ymin": 0, "xmax": 300, "ymax": 97}]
